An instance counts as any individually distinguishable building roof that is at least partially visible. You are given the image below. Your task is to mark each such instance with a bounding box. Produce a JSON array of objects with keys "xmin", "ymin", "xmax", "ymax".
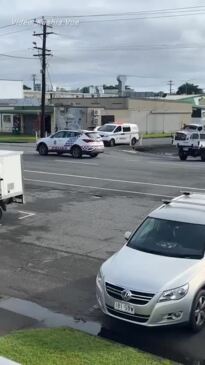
[{"xmin": 164, "ymin": 95, "xmax": 203, "ymax": 106}]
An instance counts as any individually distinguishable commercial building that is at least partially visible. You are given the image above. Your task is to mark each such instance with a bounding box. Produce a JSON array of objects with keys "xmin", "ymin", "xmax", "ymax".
[
  {"xmin": 52, "ymin": 97, "xmax": 192, "ymax": 134},
  {"xmin": 0, "ymin": 102, "xmax": 53, "ymax": 135},
  {"xmin": 0, "ymin": 81, "xmax": 193, "ymax": 135}
]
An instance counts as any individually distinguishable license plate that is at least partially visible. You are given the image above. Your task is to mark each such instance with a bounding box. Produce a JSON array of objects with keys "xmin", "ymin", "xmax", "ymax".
[
  {"xmin": 183, "ymin": 147, "xmax": 189, "ymax": 151},
  {"xmin": 114, "ymin": 301, "xmax": 135, "ymax": 314}
]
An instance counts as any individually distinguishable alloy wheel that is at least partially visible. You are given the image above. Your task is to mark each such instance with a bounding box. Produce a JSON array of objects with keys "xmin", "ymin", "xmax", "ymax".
[{"xmin": 194, "ymin": 296, "xmax": 205, "ymax": 327}]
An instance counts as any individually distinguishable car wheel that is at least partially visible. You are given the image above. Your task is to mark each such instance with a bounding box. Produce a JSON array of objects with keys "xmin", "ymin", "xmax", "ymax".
[
  {"xmin": 109, "ymin": 139, "xmax": 115, "ymax": 147},
  {"xmin": 38, "ymin": 143, "xmax": 48, "ymax": 156},
  {"xmin": 189, "ymin": 290, "xmax": 205, "ymax": 332},
  {"xmin": 131, "ymin": 137, "xmax": 137, "ymax": 146},
  {"xmin": 71, "ymin": 145, "xmax": 82, "ymax": 159},
  {"xmin": 90, "ymin": 153, "xmax": 98, "ymax": 158},
  {"xmin": 178, "ymin": 149, "xmax": 187, "ymax": 161}
]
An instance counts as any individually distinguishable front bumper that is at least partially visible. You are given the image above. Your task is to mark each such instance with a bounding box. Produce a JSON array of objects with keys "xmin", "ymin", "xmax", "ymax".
[
  {"xmin": 100, "ymin": 136, "xmax": 112, "ymax": 143},
  {"xmin": 96, "ymin": 280, "xmax": 192, "ymax": 327}
]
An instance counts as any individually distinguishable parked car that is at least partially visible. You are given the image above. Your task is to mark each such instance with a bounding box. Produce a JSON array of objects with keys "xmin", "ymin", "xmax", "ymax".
[
  {"xmin": 36, "ymin": 130, "xmax": 104, "ymax": 158},
  {"xmin": 97, "ymin": 192, "xmax": 205, "ymax": 332},
  {"xmin": 96, "ymin": 123, "xmax": 139, "ymax": 146},
  {"xmin": 172, "ymin": 124, "xmax": 205, "ymax": 161}
]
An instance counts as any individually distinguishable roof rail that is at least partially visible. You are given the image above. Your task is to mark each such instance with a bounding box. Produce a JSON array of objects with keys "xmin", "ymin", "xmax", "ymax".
[{"xmin": 162, "ymin": 199, "xmax": 172, "ymax": 205}]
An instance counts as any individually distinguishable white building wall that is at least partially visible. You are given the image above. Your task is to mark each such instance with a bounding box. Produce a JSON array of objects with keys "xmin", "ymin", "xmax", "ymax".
[{"xmin": 129, "ymin": 110, "xmax": 190, "ymax": 134}]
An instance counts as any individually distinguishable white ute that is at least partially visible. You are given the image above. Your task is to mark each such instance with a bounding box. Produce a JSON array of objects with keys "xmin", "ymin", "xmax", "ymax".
[
  {"xmin": 0, "ymin": 150, "xmax": 24, "ymax": 218},
  {"xmin": 173, "ymin": 124, "xmax": 205, "ymax": 161}
]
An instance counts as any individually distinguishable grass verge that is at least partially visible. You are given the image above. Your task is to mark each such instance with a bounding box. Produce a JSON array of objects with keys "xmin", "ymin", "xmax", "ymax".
[
  {"xmin": 0, "ymin": 135, "xmax": 36, "ymax": 143},
  {"xmin": 0, "ymin": 328, "xmax": 173, "ymax": 365},
  {"xmin": 143, "ymin": 133, "xmax": 172, "ymax": 139}
]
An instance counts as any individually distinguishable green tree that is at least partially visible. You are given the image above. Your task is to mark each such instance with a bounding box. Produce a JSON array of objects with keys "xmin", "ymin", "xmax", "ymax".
[
  {"xmin": 80, "ymin": 86, "xmax": 90, "ymax": 93},
  {"xmin": 103, "ymin": 84, "xmax": 118, "ymax": 90},
  {"xmin": 177, "ymin": 83, "xmax": 203, "ymax": 95}
]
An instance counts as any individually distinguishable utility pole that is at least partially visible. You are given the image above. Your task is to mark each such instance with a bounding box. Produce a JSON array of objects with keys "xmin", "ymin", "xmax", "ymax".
[
  {"xmin": 33, "ymin": 18, "xmax": 53, "ymax": 138},
  {"xmin": 168, "ymin": 80, "xmax": 174, "ymax": 95},
  {"xmin": 32, "ymin": 74, "xmax": 36, "ymax": 91}
]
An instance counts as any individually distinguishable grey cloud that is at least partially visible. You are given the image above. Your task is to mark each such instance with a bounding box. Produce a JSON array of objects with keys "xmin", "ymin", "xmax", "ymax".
[{"xmin": 0, "ymin": 0, "xmax": 205, "ymax": 91}]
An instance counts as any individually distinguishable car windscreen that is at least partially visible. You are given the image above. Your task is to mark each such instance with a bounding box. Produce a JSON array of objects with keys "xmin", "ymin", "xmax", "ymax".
[
  {"xmin": 184, "ymin": 125, "xmax": 198, "ymax": 130},
  {"xmin": 175, "ymin": 132, "xmax": 187, "ymax": 141},
  {"xmin": 127, "ymin": 217, "xmax": 205, "ymax": 259},
  {"xmin": 98, "ymin": 125, "xmax": 116, "ymax": 132}
]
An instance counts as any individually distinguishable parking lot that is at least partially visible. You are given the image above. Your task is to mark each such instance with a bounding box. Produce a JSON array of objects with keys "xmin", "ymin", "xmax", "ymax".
[{"xmin": 0, "ymin": 142, "xmax": 205, "ymax": 364}]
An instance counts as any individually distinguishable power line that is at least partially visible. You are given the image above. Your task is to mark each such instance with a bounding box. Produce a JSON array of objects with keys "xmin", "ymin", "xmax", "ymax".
[
  {"xmin": 0, "ymin": 28, "xmax": 33, "ymax": 38},
  {"xmin": 51, "ymin": 38, "xmax": 205, "ymax": 52},
  {"xmin": 43, "ymin": 5, "xmax": 205, "ymax": 18},
  {"xmin": 0, "ymin": 17, "xmax": 35, "ymax": 31},
  {"xmin": 78, "ymin": 11, "xmax": 205, "ymax": 23},
  {"xmin": 43, "ymin": 7, "xmax": 205, "ymax": 25},
  {"xmin": 0, "ymin": 53, "xmax": 34, "ymax": 59},
  {"xmin": 0, "ymin": 24, "xmax": 17, "ymax": 30},
  {"xmin": 0, "ymin": 5, "xmax": 203, "ymax": 36}
]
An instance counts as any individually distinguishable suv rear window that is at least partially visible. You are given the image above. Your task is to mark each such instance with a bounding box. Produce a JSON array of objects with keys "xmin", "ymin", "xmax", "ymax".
[{"xmin": 85, "ymin": 132, "xmax": 100, "ymax": 140}]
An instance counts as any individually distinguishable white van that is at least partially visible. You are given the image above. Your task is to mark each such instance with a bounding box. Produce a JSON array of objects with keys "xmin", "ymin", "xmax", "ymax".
[{"xmin": 96, "ymin": 123, "xmax": 139, "ymax": 146}]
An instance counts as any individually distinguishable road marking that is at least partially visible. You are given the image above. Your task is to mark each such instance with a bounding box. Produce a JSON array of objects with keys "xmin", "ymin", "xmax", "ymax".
[
  {"xmin": 55, "ymin": 160, "xmax": 98, "ymax": 166},
  {"xmin": 25, "ymin": 178, "xmax": 173, "ymax": 198},
  {"xmin": 18, "ymin": 211, "xmax": 36, "ymax": 220},
  {"xmin": 24, "ymin": 169, "xmax": 205, "ymax": 192}
]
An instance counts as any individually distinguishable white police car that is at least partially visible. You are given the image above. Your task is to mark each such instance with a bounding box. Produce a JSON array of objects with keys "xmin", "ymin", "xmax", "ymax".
[{"xmin": 36, "ymin": 130, "xmax": 104, "ymax": 158}]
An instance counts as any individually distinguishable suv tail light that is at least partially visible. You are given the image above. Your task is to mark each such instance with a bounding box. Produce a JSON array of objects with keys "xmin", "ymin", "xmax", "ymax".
[{"xmin": 83, "ymin": 139, "xmax": 95, "ymax": 143}]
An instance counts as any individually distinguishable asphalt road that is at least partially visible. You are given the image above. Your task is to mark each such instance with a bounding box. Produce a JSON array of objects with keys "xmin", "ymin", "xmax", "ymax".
[{"xmin": 0, "ymin": 142, "xmax": 205, "ymax": 364}]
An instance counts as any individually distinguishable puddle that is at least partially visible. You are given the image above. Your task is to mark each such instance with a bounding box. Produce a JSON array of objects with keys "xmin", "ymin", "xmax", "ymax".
[{"xmin": 0, "ymin": 297, "xmax": 101, "ymax": 336}]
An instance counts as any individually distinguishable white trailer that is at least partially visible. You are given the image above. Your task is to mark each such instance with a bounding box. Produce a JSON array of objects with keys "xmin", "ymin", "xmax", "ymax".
[{"xmin": 0, "ymin": 151, "xmax": 24, "ymax": 217}]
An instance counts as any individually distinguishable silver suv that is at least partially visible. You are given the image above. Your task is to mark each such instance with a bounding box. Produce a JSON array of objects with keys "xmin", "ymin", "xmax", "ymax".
[{"xmin": 97, "ymin": 193, "xmax": 205, "ymax": 332}]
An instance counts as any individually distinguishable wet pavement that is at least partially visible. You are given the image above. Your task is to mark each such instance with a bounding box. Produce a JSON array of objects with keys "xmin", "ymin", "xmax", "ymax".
[
  {"xmin": 0, "ymin": 295, "xmax": 204, "ymax": 365},
  {"xmin": 0, "ymin": 306, "xmax": 36, "ymax": 335},
  {"xmin": 98, "ymin": 315, "xmax": 205, "ymax": 365},
  {"xmin": 0, "ymin": 297, "xmax": 101, "ymax": 335}
]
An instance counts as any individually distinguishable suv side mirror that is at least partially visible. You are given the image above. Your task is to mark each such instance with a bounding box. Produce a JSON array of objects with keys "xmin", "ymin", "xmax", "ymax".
[{"xmin": 124, "ymin": 231, "xmax": 132, "ymax": 241}]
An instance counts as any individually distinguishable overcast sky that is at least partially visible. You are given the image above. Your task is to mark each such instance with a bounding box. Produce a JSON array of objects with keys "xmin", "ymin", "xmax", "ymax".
[{"xmin": 0, "ymin": 0, "xmax": 205, "ymax": 92}]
